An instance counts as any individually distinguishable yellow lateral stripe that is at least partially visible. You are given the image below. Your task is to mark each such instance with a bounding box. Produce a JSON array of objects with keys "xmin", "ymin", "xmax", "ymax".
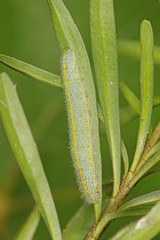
[
  {"xmin": 75, "ymin": 61, "xmax": 98, "ymax": 192},
  {"xmin": 63, "ymin": 53, "xmax": 87, "ymax": 195}
]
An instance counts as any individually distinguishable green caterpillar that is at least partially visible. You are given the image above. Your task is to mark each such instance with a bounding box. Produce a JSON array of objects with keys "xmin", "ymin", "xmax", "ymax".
[{"xmin": 62, "ymin": 49, "xmax": 101, "ymax": 204}]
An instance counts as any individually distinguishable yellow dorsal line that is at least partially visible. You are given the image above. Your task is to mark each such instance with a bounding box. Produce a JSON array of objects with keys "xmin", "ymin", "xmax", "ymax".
[
  {"xmin": 63, "ymin": 53, "xmax": 87, "ymax": 195},
  {"xmin": 78, "ymin": 84, "xmax": 98, "ymax": 191}
]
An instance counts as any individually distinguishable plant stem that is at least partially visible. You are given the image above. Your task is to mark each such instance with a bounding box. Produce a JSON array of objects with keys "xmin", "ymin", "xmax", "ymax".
[
  {"xmin": 134, "ymin": 121, "xmax": 160, "ymax": 174},
  {"xmin": 141, "ymin": 121, "xmax": 160, "ymax": 159},
  {"xmin": 86, "ymin": 172, "xmax": 133, "ymax": 239},
  {"xmin": 87, "ymin": 121, "xmax": 160, "ymax": 239}
]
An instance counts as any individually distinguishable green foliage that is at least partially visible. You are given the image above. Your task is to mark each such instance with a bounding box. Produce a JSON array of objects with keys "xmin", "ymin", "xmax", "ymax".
[
  {"xmin": 90, "ymin": 0, "xmax": 121, "ymax": 197},
  {"xmin": 0, "ymin": 55, "xmax": 62, "ymax": 88},
  {"xmin": 111, "ymin": 201, "xmax": 160, "ymax": 240},
  {"xmin": 0, "ymin": 0, "xmax": 160, "ymax": 240},
  {"xmin": 130, "ymin": 20, "xmax": 154, "ymax": 172},
  {"xmin": 0, "ymin": 73, "xmax": 62, "ymax": 240},
  {"xmin": 13, "ymin": 207, "xmax": 40, "ymax": 240}
]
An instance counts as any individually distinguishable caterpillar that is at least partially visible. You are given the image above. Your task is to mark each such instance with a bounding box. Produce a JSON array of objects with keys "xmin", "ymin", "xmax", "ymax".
[{"xmin": 62, "ymin": 49, "xmax": 101, "ymax": 203}]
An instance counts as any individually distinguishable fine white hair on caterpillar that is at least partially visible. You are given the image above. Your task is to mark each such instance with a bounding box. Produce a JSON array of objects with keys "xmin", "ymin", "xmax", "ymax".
[{"xmin": 62, "ymin": 49, "xmax": 101, "ymax": 204}]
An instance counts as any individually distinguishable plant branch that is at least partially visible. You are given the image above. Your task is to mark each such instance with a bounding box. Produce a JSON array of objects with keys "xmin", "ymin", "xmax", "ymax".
[{"xmin": 87, "ymin": 120, "xmax": 160, "ymax": 239}]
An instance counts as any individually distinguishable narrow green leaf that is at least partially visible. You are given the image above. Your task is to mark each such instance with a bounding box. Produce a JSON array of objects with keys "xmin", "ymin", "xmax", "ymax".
[
  {"xmin": 90, "ymin": 0, "xmax": 121, "ymax": 197},
  {"xmin": 120, "ymin": 191, "xmax": 160, "ymax": 210},
  {"xmin": 0, "ymin": 54, "xmax": 62, "ymax": 88},
  {"xmin": 62, "ymin": 203, "xmax": 94, "ymax": 240},
  {"xmin": 111, "ymin": 222, "xmax": 135, "ymax": 240},
  {"xmin": 111, "ymin": 201, "xmax": 160, "ymax": 240},
  {"xmin": 119, "ymin": 81, "xmax": 140, "ymax": 114},
  {"xmin": 120, "ymin": 96, "xmax": 160, "ymax": 125},
  {"xmin": 120, "ymin": 105, "xmax": 137, "ymax": 125},
  {"xmin": 118, "ymin": 39, "xmax": 140, "ymax": 61},
  {"xmin": 154, "ymin": 96, "xmax": 160, "ymax": 106},
  {"xmin": 141, "ymin": 122, "xmax": 160, "ymax": 161},
  {"xmin": 97, "ymin": 103, "xmax": 104, "ymax": 125},
  {"xmin": 13, "ymin": 207, "xmax": 40, "ymax": 240},
  {"xmin": 142, "ymin": 141, "xmax": 160, "ymax": 163},
  {"xmin": 98, "ymin": 106, "xmax": 129, "ymax": 177},
  {"xmin": 47, "ymin": 0, "xmax": 95, "ymax": 99},
  {"xmin": 118, "ymin": 39, "xmax": 160, "ymax": 65},
  {"xmin": 133, "ymin": 123, "xmax": 160, "ymax": 175},
  {"xmin": 130, "ymin": 20, "xmax": 154, "ymax": 172},
  {"xmin": 48, "ymin": 0, "xmax": 102, "ymax": 215},
  {"xmin": 145, "ymin": 161, "xmax": 160, "ymax": 176},
  {"xmin": 62, "ymin": 200, "xmax": 141, "ymax": 240},
  {"xmin": 121, "ymin": 139, "xmax": 129, "ymax": 177},
  {"xmin": 129, "ymin": 150, "xmax": 160, "ymax": 188},
  {"xmin": 94, "ymin": 202, "xmax": 101, "ymax": 223},
  {"xmin": 0, "ymin": 73, "xmax": 62, "ymax": 240},
  {"xmin": 135, "ymin": 142, "xmax": 160, "ymax": 175},
  {"xmin": 62, "ymin": 181, "xmax": 112, "ymax": 240},
  {"xmin": 108, "ymin": 207, "xmax": 149, "ymax": 220}
]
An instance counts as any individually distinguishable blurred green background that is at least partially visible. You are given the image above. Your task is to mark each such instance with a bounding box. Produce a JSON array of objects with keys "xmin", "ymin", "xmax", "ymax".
[{"xmin": 0, "ymin": 0, "xmax": 160, "ymax": 239}]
